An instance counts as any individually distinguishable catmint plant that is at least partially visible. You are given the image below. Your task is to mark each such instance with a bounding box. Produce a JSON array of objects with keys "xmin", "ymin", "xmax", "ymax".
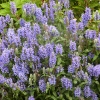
[{"xmin": 0, "ymin": 0, "xmax": 99, "ymax": 100}]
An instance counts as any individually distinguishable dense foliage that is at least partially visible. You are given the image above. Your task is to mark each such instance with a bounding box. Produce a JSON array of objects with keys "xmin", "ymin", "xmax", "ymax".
[{"xmin": 0, "ymin": 0, "xmax": 100, "ymax": 100}]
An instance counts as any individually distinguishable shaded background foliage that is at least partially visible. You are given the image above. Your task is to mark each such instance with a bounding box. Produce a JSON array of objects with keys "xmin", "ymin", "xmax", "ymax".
[
  {"xmin": 70, "ymin": 0, "xmax": 100, "ymax": 19},
  {"xmin": 0, "ymin": 0, "xmax": 100, "ymax": 100},
  {"xmin": 0, "ymin": 0, "xmax": 100, "ymax": 18}
]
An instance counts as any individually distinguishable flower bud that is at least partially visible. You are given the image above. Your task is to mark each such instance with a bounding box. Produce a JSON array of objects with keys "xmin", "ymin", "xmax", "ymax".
[
  {"xmin": 94, "ymin": 38, "xmax": 98, "ymax": 44},
  {"xmin": 33, "ymin": 73, "xmax": 36, "ymax": 82},
  {"xmin": 15, "ymin": 48, "xmax": 18, "ymax": 55},
  {"xmin": 43, "ymin": 67, "xmax": 46, "ymax": 75},
  {"xmin": 78, "ymin": 45, "xmax": 82, "ymax": 53},
  {"xmin": 29, "ymin": 78, "xmax": 32, "ymax": 85},
  {"xmin": 79, "ymin": 35, "xmax": 84, "ymax": 44}
]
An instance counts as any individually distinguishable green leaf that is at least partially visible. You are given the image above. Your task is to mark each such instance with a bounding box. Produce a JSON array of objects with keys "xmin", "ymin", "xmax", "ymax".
[
  {"xmin": 65, "ymin": 93, "xmax": 72, "ymax": 100},
  {"xmin": 73, "ymin": 80, "xmax": 77, "ymax": 85},
  {"xmin": 90, "ymin": 3, "xmax": 100, "ymax": 8},
  {"xmin": 0, "ymin": 2, "xmax": 10, "ymax": 9},
  {"xmin": 79, "ymin": 81, "xmax": 87, "ymax": 87},
  {"xmin": 57, "ymin": 57, "xmax": 62, "ymax": 65},
  {"xmin": 94, "ymin": 81, "xmax": 99, "ymax": 85},
  {"xmin": 84, "ymin": 49, "xmax": 89, "ymax": 53},
  {"xmin": 57, "ymin": 72, "xmax": 66, "ymax": 77},
  {"xmin": 53, "ymin": 92, "xmax": 57, "ymax": 97},
  {"xmin": 72, "ymin": 6, "xmax": 84, "ymax": 10},
  {"xmin": 93, "ymin": 55, "xmax": 98, "ymax": 61},
  {"xmin": 0, "ymin": 9, "xmax": 11, "ymax": 15},
  {"xmin": 14, "ymin": 0, "xmax": 28, "ymax": 8},
  {"xmin": 36, "ymin": 94, "xmax": 43, "ymax": 100},
  {"xmin": 45, "ymin": 95, "xmax": 57, "ymax": 100}
]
